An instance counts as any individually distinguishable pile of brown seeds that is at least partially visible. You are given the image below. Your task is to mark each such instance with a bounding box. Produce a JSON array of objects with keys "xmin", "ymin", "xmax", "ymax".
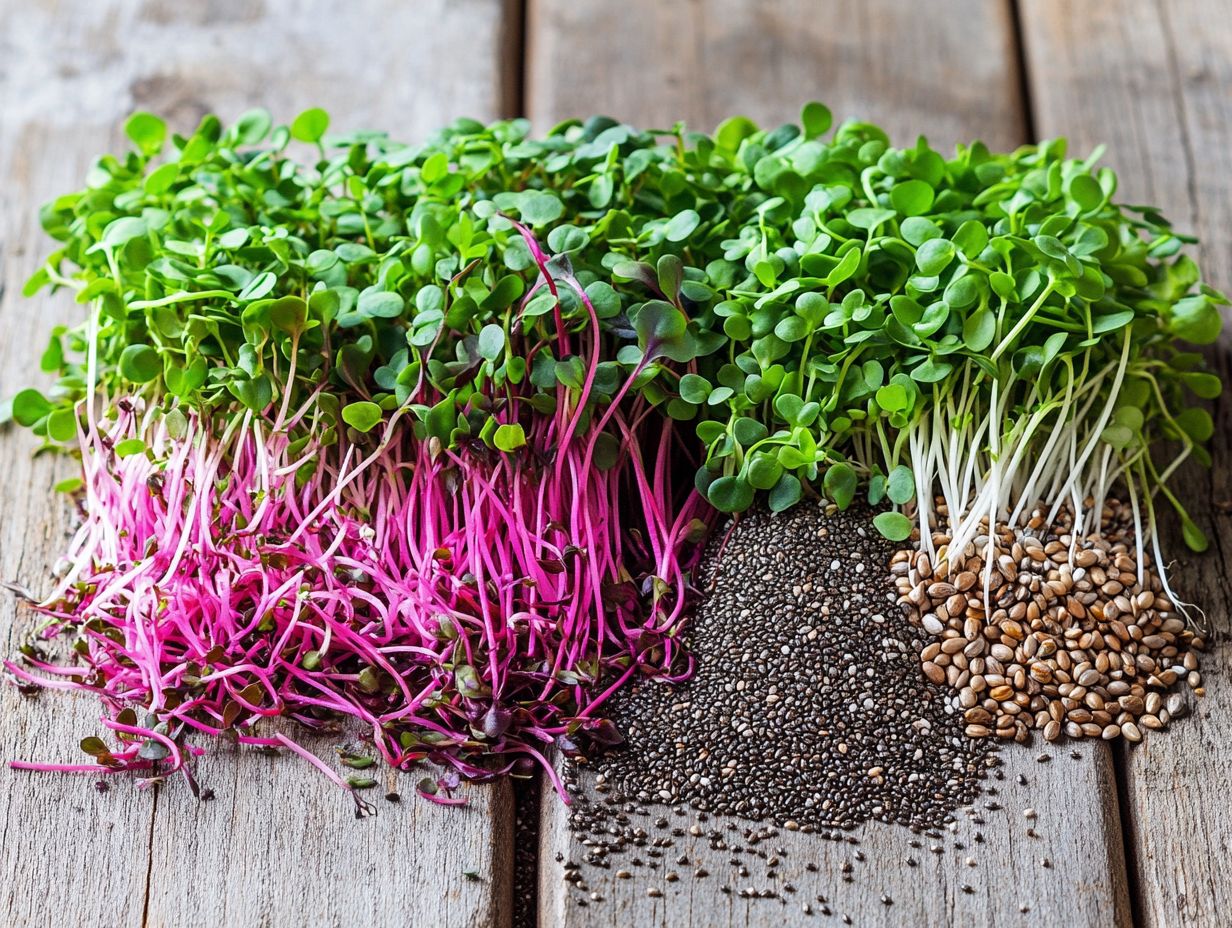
[
  {"xmin": 578, "ymin": 502, "xmax": 995, "ymax": 836},
  {"xmin": 896, "ymin": 498, "xmax": 1204, "ymax": 744}
]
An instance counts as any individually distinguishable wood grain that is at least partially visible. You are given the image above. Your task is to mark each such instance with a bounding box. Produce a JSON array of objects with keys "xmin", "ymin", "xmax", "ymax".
[
  {"xmin": 525, "ymin": 2, "xmax": 1134, "ymax": 925},
  {"xmin": 144, "ymin": 740, "xmax": 513, "ymax": 928},
  {"xmin": 526, "ymin": 0, "xmax": 1027, "ymax": 149},
  {"xmin": 0, "ymin": 125, "xmax": 154, "ymax": 928},
  {"xmin": 540, "ymin": 746, "xmax": 1127, "ymax": 928},
  {"xmin": 1022, "ymin": 2, "xmax": 1232, "ymax": 925},
  {"xmin": 0, "ymin": 2, "xmax": 519, "ymax": 926}
]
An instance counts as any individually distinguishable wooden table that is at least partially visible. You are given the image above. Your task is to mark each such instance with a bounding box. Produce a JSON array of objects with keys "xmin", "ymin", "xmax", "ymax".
[{"xmin": 0, "ymin": 2, "xmax": 1228, "ymax": 925}]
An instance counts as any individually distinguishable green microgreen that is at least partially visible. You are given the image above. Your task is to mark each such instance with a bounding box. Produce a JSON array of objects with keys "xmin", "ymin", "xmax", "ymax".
[{"xmin": 6, "ymin": 102, "xmax": 1225, "ymax": 796}]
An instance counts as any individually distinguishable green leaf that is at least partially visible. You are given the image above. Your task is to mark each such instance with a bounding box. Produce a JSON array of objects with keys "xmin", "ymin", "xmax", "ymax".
[
  {"xmin": 678, "ymin": 373, "xmax": 711, "ymax": 404},
  {"xmin": 910, "ymin": 357, "xmax": 952, "ymax": 383},
  {"xmin": 634, "ymin": 301, "xmax": 695, "ymax": 362},
  {"xmin": 290, "ymin": 107, "xmax": 330, "ymax": 143},
  {"xmin": 421, "ymin": 151, "xmax": 450, "ymax": 184},
  {"xmin": 1067, "ymin": 173, "xmax": 1104, "ymax": 211},
  {"xmin": 1182, "ymin": 515, "xmax": 1209, "ymax": 553},
  {"xmin": 124, "ymin": 112, "xmax": 166, "ymax": 155},
  {"xmin": 746, "ymin": 453, "xmax": 783, "ymax": 490},
  {"xmin": 80, "ymin": 736, "xmax": 111, "ymax": 758},
  {"xmin": 715, "ymin": 116, "xmax": 758, "ymax": 153},
  {"xmin": 1170, "ymin": 295, "xmax": 1221, "ymax": 344},
  {"xmin": 962, "ymin": 308, "xmax": 996, "ymax": 351},
  {"xmin": 114, "ymin": 438, "xmax": 146, "ymax": 458},
  {"xmin": 46, "ymin": 408, "xmax": 78, "ymax": 442},
  {"xmin": 823, "ymin": 462, "xmax": 857, "ymax": 509},
  {"xmin": 165, "ymin": 356, "xmax": 207, "ymax": 397},
  {"xmin": 118, "ymin": 345, "xmax": 162, "ymax": 383},
  {"xmin": 886, "ymin": 465, "xmax": 915, "ymax": 504},
  {"xmin": 665, "ymin": 209, "xmax": 701, "ymax": 242},
  {"xmin": 358, "ymin": 290, "xmax": 404, "ymax": 319},
  {"xmin": 915, "ymin": 238, "xmax": 955, "ymax": 275},
  {"xmin": 342, "ymin": 401, "xmax": 383, "ymax": 433},
  {"xmin": 493, "ymin": 423, "xmax": 526, "ymax": 452},
  {"xmin": 708, "ymin": 475, "xmax": 754, "ymax": 513},
  {"xmin": 901, "ymin": 217, "xmax": 941, "ymax": 246},
  {"xmin": 1182, "ymin": 372, "xmax": 1222, "ymax": 399},
  {"xmin": 547, "ymin": 225, "xmax": 589, "ymax": 254},
  {"xmin": 1175, "ymin": 407, "xmax": 1214, "ymax": 442},
  {"xmin": 847, "ymin": 208, "xmax": 896, "ymax": 231},
  {"xmin": 231, "ymin": 108, "xmax": 273, "ymax": 145},
  {"xmin": 1092, "ymin": 309, "xmax": 1135, "ymax": 334},
  {"xmin": 875, "ymin": 383, "xmax": 909, "ymax": 413},
  {"xmin": 873, "ymin": 511, "xmax": 913, "ymax": 542},
  {"xmin": 952, "ymin": 220, "xmax": 989, "ymax": 259},
  {"xmin": 768, "ymin": 474, "xmax": 802, "ymax": 512},
  {"xmin": 102, "ymin": 216, "xmax": 147, "ymax": 249},
  {"xmin": 40, "ymin": 335, "xmax": 63, "ymax": 373},
  {"xmin": 890, "ymin": 180, "xmax": 934, "ymax": 217},
  {"xmin": 477, "ymin": 323, "xmax": 505, "ymax": 361},
  {"xmin": 515, "ymin": 190, "xmax": 564, "ymax": 227},
  {"xmin": 800, "ymin": 102, "xmax": 832, "ymax": 139},
  {"xmin": 269, "ymin": 295, "xmax": 308, "ymax": 333}
]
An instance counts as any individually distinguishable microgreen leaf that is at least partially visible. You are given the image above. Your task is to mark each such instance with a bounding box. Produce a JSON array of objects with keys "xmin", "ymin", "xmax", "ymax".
[
  {"xmin": 290, "ymin": 107, "xmax": 329, "ymax": 143},
  {"xmin": 873, "ymin": 511, "xmax": 913, "ymax": 542},
  {"xmin": 342, "ymin": 401, "xmax": 383, "ymax": 433}
]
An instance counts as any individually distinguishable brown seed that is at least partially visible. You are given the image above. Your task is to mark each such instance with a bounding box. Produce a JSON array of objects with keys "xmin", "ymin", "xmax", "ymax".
[
  {"xmin": 1101, "ymin": 724, "xmax": 1121, "ymax": 740},
  {"xmin": 1121, "ymin": 722, "xmax": 1142, "ymax": 743},
  {"xmin": 1118, "ymin": 695, "xmax": 1145, "ymax": 715},
  {"xmin": 922, "ymin": 662, "xmax": 946, "ymax": 685},
  {"xmin": 1077, "ymin": 669, "xmax": 1101, "ymax": 687}
]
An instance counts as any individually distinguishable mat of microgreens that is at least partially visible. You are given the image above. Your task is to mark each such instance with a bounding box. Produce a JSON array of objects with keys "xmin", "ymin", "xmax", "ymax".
[{"xmin": 2, "ymin": 103, "xmax": 1222, "ymax": 804}]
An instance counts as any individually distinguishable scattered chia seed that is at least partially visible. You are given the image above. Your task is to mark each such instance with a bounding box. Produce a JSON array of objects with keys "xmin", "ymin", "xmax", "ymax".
[
  {"xmin": 578, "ymin": 503, "xmax": 994, "ymax": 834},
  {"xmin": 556, "ymin": 504, "xmax": 1004, "ymax": 911}
]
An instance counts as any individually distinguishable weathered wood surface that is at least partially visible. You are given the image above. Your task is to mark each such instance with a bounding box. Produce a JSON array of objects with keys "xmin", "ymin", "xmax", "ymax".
[
  {"xmin": 526, "ymin": 0, "xmax": 1027, "ymax": 150},
  {"xmin": 540, "ymin": 747, "xmax": 1127, "ymax": 928},
  {"xmin": 4, "ymin": 0, "xmax": 1232, "ymax": 925},
  {"xmin": 528, "ymin": 3, "xmax": 1131, "ymax": 925},
  {"xmin": 0, "ymin": 2, "xmax": 518, "ymax": 927},
  {"xmin": 1023, "ymin": 3, "xmax": 1232, "ymax": 926}
]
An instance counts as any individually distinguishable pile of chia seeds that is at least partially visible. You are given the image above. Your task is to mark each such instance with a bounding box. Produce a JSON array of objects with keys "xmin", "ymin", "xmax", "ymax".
[{"xmin": 576, "ymin": 503, "xmax": 994, "ymax": 835}]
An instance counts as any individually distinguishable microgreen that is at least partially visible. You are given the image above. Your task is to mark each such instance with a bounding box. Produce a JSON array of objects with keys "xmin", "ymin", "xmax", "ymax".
[
  {"xmin": 7, "ymin": 108, "xmax": 720, "ymax": 796},
  {"xmin": 5, "ymin": 102, "xmax": 1223, "ymax": 798}
]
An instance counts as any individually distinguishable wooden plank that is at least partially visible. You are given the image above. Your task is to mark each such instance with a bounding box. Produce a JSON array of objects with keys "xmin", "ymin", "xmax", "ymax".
[
  {"xmin": 1022, "ymin": 2, "xmax": 1232, "ymax": 925},
  {"xmin": 541, "ymin": 748, "xmax": 1126, "ymax": 927},
  {"xmin": 145, "ymin": 743, "xmax": 514, "ymax": 928},
  {"xmin": 0, "ymin": 127, "xmax": 154, "ymax": 928},
  {"xmin": 525, "ymin": 2, "xmax": 1134, "ymax": 925},
  {"xmin": 0, "ymin": 2, "xmax": 519, "ymax": 926},
  {"xmin": 526, "ymin": 0, "xmax": 1027, "ymax": 149}
]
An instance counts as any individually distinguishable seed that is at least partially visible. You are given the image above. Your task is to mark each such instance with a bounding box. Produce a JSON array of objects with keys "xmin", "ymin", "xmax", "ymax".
[
  {"xmin": 577, "ymin": 503, "xmax": 996, "ymax": 881},
  {"xmin": 1167, "ymin": 694, "xmax": 1188, "ymax": 718}
]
